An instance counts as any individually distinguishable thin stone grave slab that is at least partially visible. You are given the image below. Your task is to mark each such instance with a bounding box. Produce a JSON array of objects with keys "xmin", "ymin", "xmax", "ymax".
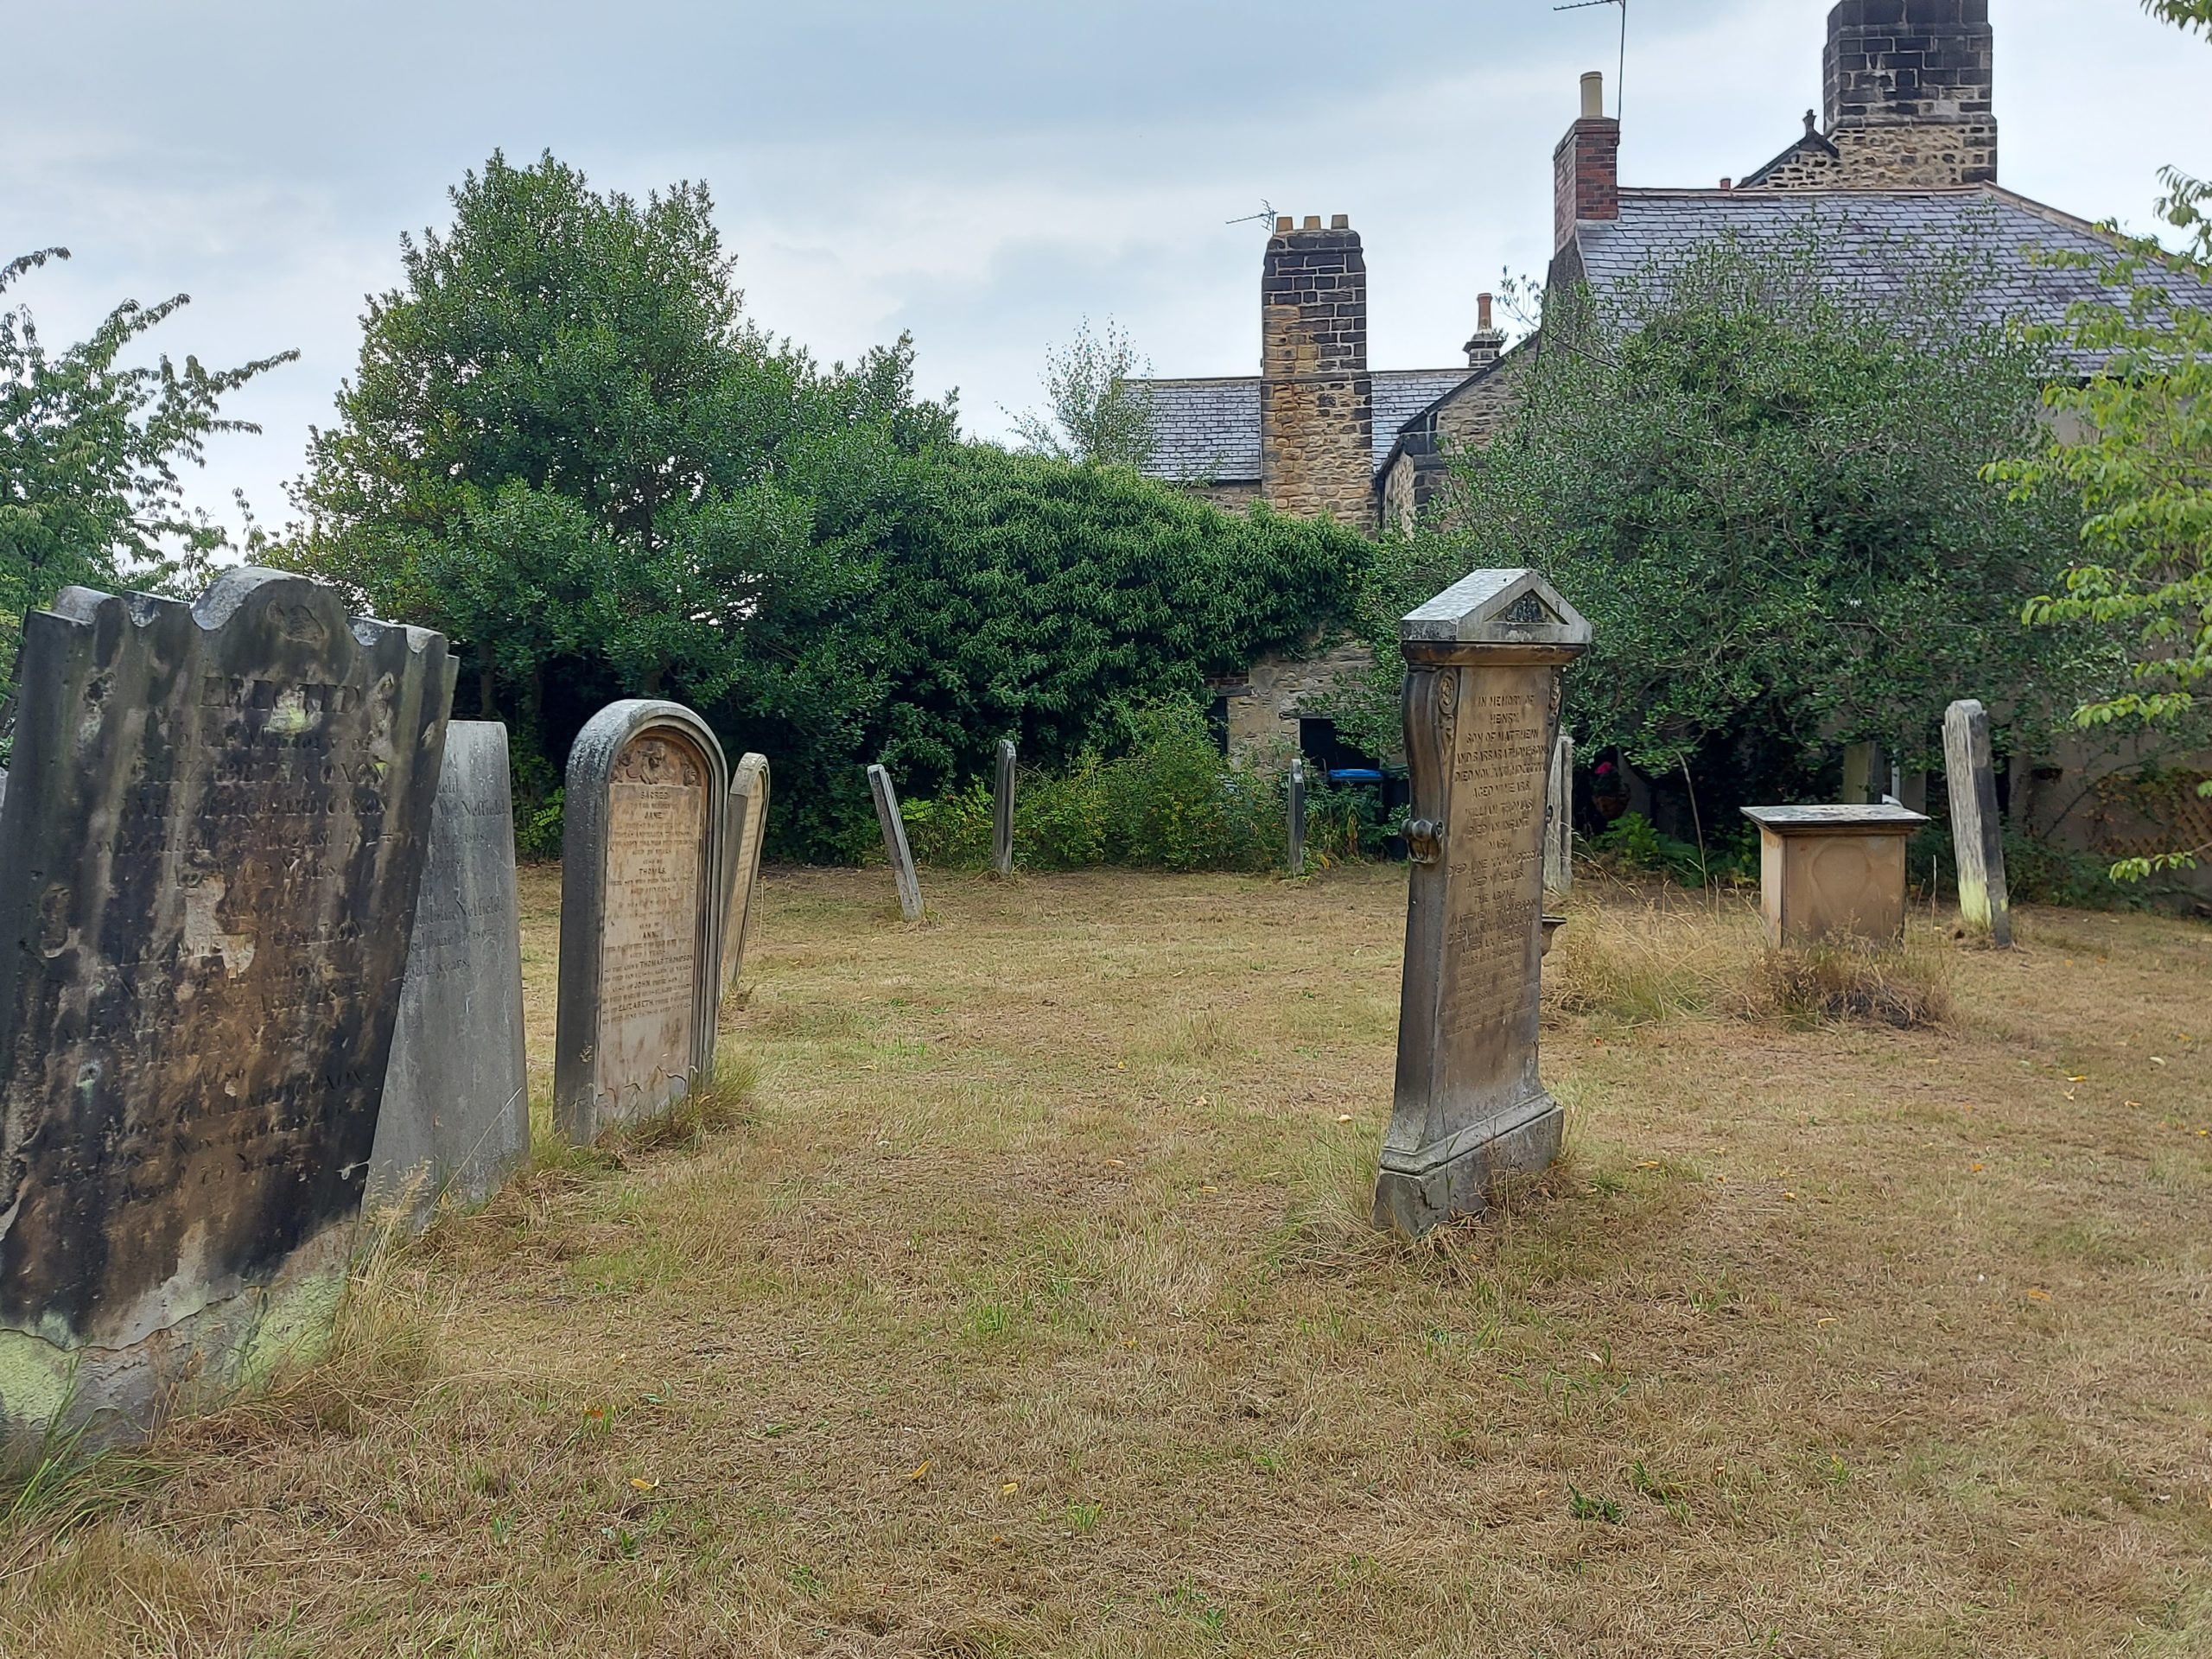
[
  {"xmin": 556, "ymin": 702, "xmax": 728, "ymax": 1142},
  {"xmin": 1287, "ymin": 757, "xmax": 1308, "ymax": 874},
  {"xmin": 1742, "ymin": 804, "xmax": 1929, "ymax": 949},
  {"xmin": 0, "ymin": 569, "xmax": 453, "ymax": 1442},
  {"xmin": 719, "ymin": 753, "xmax": 771, "ymax": 996},
  {"xmin": 992, "ymin": 740, "xmax": 1016, "ymax": 878},
  {"xmin": 1942, "ymin": 699, "xmax": 2012, "ymax": 947},
  {"xmin": 1544, "ymin": 732, "xmax": 1574, "ymax": 896},
  {"xmin": 369, "ymin": 721, "xmax": 527, "ymax": 1227},
  {"xmin": 1374, "ymin": 569, "xmax": 1590, "ymax": 1237},
  {"xmin": 868, "ymin": 763, "xmax": 924, "ymax": 921}
]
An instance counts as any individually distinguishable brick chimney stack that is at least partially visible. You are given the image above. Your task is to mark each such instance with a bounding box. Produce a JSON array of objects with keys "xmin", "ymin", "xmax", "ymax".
[
  {"xmin": 1260, "ymin": 213, "xmax": 1374, "ymax": 526},
  {"xmin": 1553, "ymin": 70, "xmax": 1619, "ymax": 254},
  {"xmin": 1463, "ymin": 291, "xmax": 1505, "ymax": 369}
]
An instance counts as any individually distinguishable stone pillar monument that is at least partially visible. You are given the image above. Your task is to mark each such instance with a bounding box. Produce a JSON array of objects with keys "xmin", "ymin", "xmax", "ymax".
[{"xmin": 1373, "ymin": 569, "xmax": 1591, "ymax": 1236}]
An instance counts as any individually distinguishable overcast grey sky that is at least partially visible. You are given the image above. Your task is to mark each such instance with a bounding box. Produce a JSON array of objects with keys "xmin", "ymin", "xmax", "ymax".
[{"xmin": 4, "ymin": 0, "xmax": 2202, "ymax": 539}]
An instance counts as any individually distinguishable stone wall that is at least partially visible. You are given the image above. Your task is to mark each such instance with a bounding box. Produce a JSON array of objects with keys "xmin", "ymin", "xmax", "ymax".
[
  {"xmin": 1762, "ymin": 0, "xmax": 1997, "ymax": 188},
  {"xmin": 1213, "ymin": 642, "xmax": 1376, "ymax": 759},
  {"xmin": 1194, "ymin": 480, "xmax": 1262, "ymax": 512},
  {"xmin": 1260, "ymin": 217, "xmax": 1375, "ymax": 527}
]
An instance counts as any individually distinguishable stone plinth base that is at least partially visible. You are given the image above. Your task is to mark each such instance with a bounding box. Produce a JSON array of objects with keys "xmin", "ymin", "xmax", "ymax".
[{"xmin": 1370, "ymin": 1096, "xmax": 1562, "ymax": 1236}]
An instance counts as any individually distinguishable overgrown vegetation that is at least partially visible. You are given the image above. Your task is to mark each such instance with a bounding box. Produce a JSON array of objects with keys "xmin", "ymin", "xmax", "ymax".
[
  {"xmin": 1343, "ymin": 218, "xmax": 2107, "ymax": 834},
  {"xmin": 286, "ymin": 153, "xmax": 1369, "ymax": 861},
  {"xmin": 1993, "ymin": 0, "xmax": 2212, "ymax": 879}
]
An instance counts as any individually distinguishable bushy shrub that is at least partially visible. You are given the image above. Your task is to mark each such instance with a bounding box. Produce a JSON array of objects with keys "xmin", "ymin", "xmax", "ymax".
[
  {"xmin": 903, "ymin": 704, "xmax": 1381, "ymax": 874},
  {"xmin": 1589, "ymin": 811, "xmax": 1756, "ymax": 887}
]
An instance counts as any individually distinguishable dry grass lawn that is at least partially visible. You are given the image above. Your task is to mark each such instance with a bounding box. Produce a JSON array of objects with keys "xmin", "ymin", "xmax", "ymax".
[{"xmin": 2, "ymin": 863, "xmax": 2209, "ymax": 1656}]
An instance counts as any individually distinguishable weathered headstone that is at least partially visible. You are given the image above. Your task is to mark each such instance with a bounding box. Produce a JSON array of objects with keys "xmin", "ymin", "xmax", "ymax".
[
  {"xmin": 556, "ymin": 702, "xmax": 728, "ymax": 1142},
  {"xmin": 0, "ymin": 569, "xmax": 453, "ymax": 1441},
  {"xmin": 369, "ymin": 721, "xmax": 527, "ymax": 1227},
  {"xmin": 1374, "ymin": 569, "xmax": 1591, "ymax": 1237},
  {"xmin": 1543, "ymin": 731, "xmax": 1574, "ymax": 896},
  {"xmin": 718, "ymin": 753, "xmax": 771, "ymax": 996},
  {"xmin": 1287, "ymin": 757, "xmax": 1308, "ymax": 875},
  {"xmin": 1741, "ymin": 804, "xmax": 1929, "ymax": 949},
  {"xmin": 992, "ymin": 739, "xmax": 1017, "ymax": 878},
  {"xmin": 868, "ymin": 763, "xmax": 924, "ymax": 922},
  {"xmin": 1942, "ymin": 699, "xmax": 2012, "ymax": 947}
]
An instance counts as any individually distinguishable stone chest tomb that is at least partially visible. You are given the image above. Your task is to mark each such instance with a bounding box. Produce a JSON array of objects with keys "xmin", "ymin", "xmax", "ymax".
[
  {"xmin": 1373, "ymin": 569, "xmax": 1590, "ymax": 1236},
  {"xmin": 0, "ymin": 569, "xmax": 453, "ymax": 1440},
  {"xmin": 556, "ymin": 701, "xmax": 728, "ymax": 1141}
]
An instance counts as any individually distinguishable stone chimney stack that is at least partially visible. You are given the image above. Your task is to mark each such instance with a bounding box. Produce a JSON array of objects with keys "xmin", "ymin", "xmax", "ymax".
[
  {"xmin": 1464, "ymin": 292, "xmax": 1505, "ymax": 369},
  {"xmin": 1260, "ymin": 213, "xmax": 1375, "ymax": 526},
  {"xmin": 1553, "ymin": 70, "xmax": 1619, "ymax": 254},
  {"xmin": 1822, "ymin": 0, "xmax": 1996, "ymax": 184}
]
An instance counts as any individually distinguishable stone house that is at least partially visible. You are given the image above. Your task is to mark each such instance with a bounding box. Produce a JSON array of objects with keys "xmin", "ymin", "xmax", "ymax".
[{"xmin": 1136, "ymin": 0, "xmax": 2209, "ymax": 887}]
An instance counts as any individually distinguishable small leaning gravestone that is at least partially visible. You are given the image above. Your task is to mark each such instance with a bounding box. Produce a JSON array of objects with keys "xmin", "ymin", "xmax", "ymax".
[
  {"xmin": 369, "ymin": 720, "xmax": 529, "ymax": 1228},
  {"xmin": 0, "ymin": 569, "xmax": 453, "ymax": 1443},
  {"xmin": 1942, "ymin": 699, "xmax": 2012, "ymax": 947},
  {"xmin": 868, "ymin": 763, "xmax": 924, "ymax": 922},
  {"xmin": 992, "ymin": 739, "xmax": 1017, "ymax": 878},
  {"xmin": 556, "ymin": 701, "xmax": 729, "ymax": 1143},
  {"xmin": 1373, "ymin": 569, "xmax": 1591, "ymax": 1237},
  {"xmin": 718, "ymin": 752, "xmax": 772, "ymax": 996}
]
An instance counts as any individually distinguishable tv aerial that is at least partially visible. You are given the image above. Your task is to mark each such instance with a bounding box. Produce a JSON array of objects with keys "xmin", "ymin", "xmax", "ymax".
[{"xmin": 1554, "ymin": 0, "xmax": 1627, "ymax": 124}]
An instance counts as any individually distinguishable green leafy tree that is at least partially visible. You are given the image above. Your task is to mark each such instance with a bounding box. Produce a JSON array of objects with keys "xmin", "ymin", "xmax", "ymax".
[
  {"xmin": 1, "ymin": 248, "xmax": 294, "ymax": 715},
  {"xmin": 1006, "ymin": 316, "xmax": 1157, "ymax": 468},
  {"xmin": 1341, "ymin": 218, "xmax": 2101, "ymax": 832},
  {"xmin": 1990, "ymin": 0, "xmax": 2212, "ymax": 877}
]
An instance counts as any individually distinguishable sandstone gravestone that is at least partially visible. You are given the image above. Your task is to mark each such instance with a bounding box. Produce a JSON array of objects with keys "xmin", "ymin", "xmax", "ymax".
[
  {"xmin": 868, "ymin": 763, "xmax": 924, "ymax": 922},
  {"xmin": 1942, "ymin": 699, "xmax": 2012, "ymax": 947},
  {"xmin": 1544, "ymin": 731, "xmax": 1574, "ymax": 896},
  {"xmin": 718, "ymin": 753, "xmax": 771, "ymax": 996},
  {"xmin": 556, "ymin": 702, "xmax": 728, "ymax": 1142},
  {"xmin": 1287, "ymin": 756, "xmax": 1308, "ymax": 875},
  {"xmin": 1374, "ymin": 569, "xmax": 1591, "ymax": 1236},
  {"xmin": 0, "ymin": 569, "xmax": 453, "ymax": 1441},
  {"xmin": 369, "ymin": 721, "xmax": 527, "ymax": 1227},
  {"xmin": 992, "ymin": 739, "xmax": 1017, "ymax": 878},
  {"xmin": 1742, "ymin": 804, "xmax": 1929, "ymax": 949}
]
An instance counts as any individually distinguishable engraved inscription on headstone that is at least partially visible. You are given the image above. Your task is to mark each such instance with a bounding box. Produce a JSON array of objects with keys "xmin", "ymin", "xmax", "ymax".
[
  {"xmin": 1374, "ymin": 569, "xmax": 1590, "ymax": 1237},
  {"xmin": 0, "ymin": 569, "xmax": 453, "ymax": 1440},
  {"xmin": 868, "ymin": 763, "xmax": 924, "ymax": 922},
  {"xmin": 1942, "ymin": 699, "xmax": 2012, "ymax": 947},
  {"xmin": 719, "ymin": 752, "xmax": 771, "ymax": 996},
  {"xmin": 556, "ymin": 702, "xmax": 728, "ymax": 1142},
  {"xmin": 370, "ymin": 721, "xmax": 528, "ymax": 1227},
  {"xmin": 992, "ymin": 739, "xmax": 1017, "ymax": 879}
]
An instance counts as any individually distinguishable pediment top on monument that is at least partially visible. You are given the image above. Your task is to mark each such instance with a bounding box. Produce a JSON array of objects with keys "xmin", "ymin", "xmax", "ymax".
[{"xmin": 1400, "ymin": 569, "xmax": 1592, "ymax": 649}]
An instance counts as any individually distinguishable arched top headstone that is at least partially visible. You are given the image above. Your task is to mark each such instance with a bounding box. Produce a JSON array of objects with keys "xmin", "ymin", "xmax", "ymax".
[{"xmin": 555, "ymin": 701, "xmax": 729, "ymax": 1142}]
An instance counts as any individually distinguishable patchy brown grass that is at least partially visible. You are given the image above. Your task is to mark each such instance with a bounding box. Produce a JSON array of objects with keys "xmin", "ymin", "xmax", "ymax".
[{"xmin": 1, "ymin": 863, "xmax": 2209, "ymax": 1656}]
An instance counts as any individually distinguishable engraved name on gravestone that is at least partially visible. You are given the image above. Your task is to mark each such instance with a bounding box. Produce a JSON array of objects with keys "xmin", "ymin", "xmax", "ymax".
[
  {"xmin": 0, "ymin": 569, "xmax": 452, "ymax": 1440},
  {"xmin": 369, "ymin": 721, "xmax": 528, "ymax": 1227},
  {"xmin": 556, "ymin": 702, "xmax": 728, "ymax": 1142},
  {"xmin": 1942, "ymin": 699, "xmax": 2012, "ymax": 948},
  {"xmin": 719, "ymin": 752, "xmax": 771, "ymax": 996},
  {"xmin": 1374, "ymin": 569, "xmax": 1590, "ymax": 1237}
]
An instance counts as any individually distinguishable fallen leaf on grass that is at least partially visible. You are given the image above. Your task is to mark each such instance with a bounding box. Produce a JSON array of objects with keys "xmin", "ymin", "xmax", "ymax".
[
  {"xmin": 1336, "ymin": 1114, "xmax": 1353, "ymax": 1124},
  {"xmin": 1000, "ymin": 1480, "xmax": 1019, "ymax": 1496},
  {"xmin": 2026, "ymin": 1287, "xmax": 2051, "ymax": 1302},
  {"xmin": 630, "ymin": 1478, "xmax": 658, "ymax": 1491},
  {"xmin": 1971, "ymin": 1163, "xmax": 1985, "ymax": 1173},
  {"xmin": 907, "ymin": 1461, "xmax": 930, "ymax": 1482}
]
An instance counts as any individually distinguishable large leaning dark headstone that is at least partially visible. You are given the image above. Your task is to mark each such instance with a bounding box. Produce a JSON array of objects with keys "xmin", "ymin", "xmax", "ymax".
[
  {"xmin": 0, "ymin": 569, "xmax": 453, "ymax": 1441},
  {"xmin": 556, "ymin": 701, "xmax": 728, "ymax": 1143},
  {"xmin": 1373, "ymin": 569, "xmax": 1591, "ymax": 1237},
  {"xmin": 369, "ymin": 721, "xmax": 528, "ymax": 1227}
]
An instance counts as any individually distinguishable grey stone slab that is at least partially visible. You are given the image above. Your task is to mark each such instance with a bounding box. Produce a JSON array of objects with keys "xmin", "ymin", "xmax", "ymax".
[
  {"xmin": 719, "ymin": 753, "xmax": 770, "ymax": 996},
  {"xmin": 369, "ymin": 721, "xmax": 527, "ymax": 1227},
  {"xmin": 868, "ymin": 764, "xmax": 923, "ymax": 922},
  {"xmin": 1943, "ymin": 699, "xmax": 2012, "ymax": 947},
  {"xmin": 1544, "ymin": 733, "xmax": 1574, "ymax": 895},
  {"xmin": 991, "ymin": 740, "xmax": 1016, "ymax": 879},
  {"xmin": 556, "ymin": 702, "xmax": 728, "ymax": 1143},
  {"xmin": 1742, "ymin": 804, "xmax": 1929, "ymax": 831},
  {"xmin": 1374, "ymin": 569, "xmax": 1588, "ymax": 1236},
  {"xmin": 1287, "ymin": 756, "xmax": 1308, "ymax": 875},
  {"xmin": 0, "ymin": 569, "xmax": 454, "ymax": 1444}
]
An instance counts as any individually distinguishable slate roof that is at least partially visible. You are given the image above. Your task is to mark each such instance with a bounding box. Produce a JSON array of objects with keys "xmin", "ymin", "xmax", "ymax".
[
  {"xmin": 1568, "ymin": 186, "xmax": 2165, "ymax": 361},
  {"xmin": 1136, "ymin": 367, "xmax": 1475, "ymax": 485}
]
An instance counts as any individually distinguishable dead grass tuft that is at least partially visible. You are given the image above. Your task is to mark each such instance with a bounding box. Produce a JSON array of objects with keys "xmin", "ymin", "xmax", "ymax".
[
  {"xmin": 1744, "ymin": 932, "xmax": 1955, "ymax": 1030},
  {"xmin": 1542, "ymin": 887, "xmax": 1752, "ymax": 1027},
  {"xmin": 610, "ymin": 1049, "xmax": 759, "ymax": 1154}
]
